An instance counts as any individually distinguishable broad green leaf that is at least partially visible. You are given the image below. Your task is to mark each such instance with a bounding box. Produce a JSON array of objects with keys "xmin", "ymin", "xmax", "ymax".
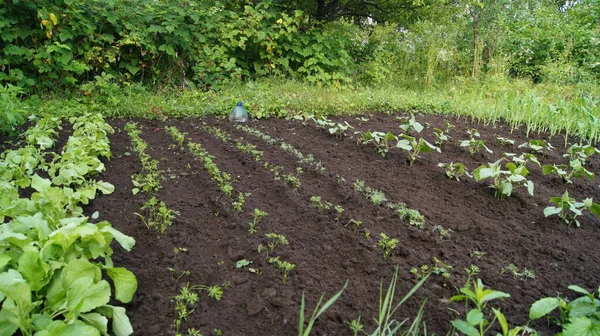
[
  {"xmin": 544, "ymin": 206, "xmax": 562, "ymax": 217},
  {"xmin": 589, "ymin": 204, "xmax": 600, "ymax": 218},
  {"xmin": 0, "ymin": 308, "xmax": 19, "ymax": 335},
  {"xmin": 98, "ymin": 223, "xmax": 135, "ymax": 252},
  {"xmin": 96, "ymin": 181, "xmax": 114, "ymax": 195},
  {"xmin": 0, "ymin": 269, "xmax": 32, "ymax": 313},
  {"xmin": 481, "ymin": 290, "xmax": 510, "ymax": 303},
  {"xmin": 466, "ymin": 308, "xmax": 483, "ymax": 325},
  {"xmin": 97, "ymin": 305, "xmax": 134, "ymax": 336},
  {"xmin": 562, "ymin": 317, "xmax": 600, "ymax": 336},
  {"xmin": 451, "ymin": 319, "xmax": 479, "ymax": 336},
  {"xmin": 569, "ymin": 285, "xmax": 591, "ymax": 295},
  {"xmin": 529, "ymin": 297, "xmax": 561, "ymax": 320},
  {"xmin": 105, "ymin": 267, "xmax": 137, "ymax": 303},
  {"xmin": 396, "ymin": 139, "xmax": 412, "ymax": 151},
  {"xmin": 0, "ymin": 255, "xmax": 11, "ymax": 269},
  {"xmin": 36, "ymin": 319, "xmax": 101, "ymax": 336},
  {"xmin": 80, "ymin": 312, "xmax": 108, "ymax": 335},
  {"xmin": 66, "ymin": 277, "xmax": 111, "ymax": 313},
  {"xmin": 17, "ymin": 249, "xmax": 50, "ymax": 291}
]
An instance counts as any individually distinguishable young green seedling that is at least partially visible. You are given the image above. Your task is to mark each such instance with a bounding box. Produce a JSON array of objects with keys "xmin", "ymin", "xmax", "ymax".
[
  {"xmin": 519, "ymin": 139, "xmax": 555, "ymax": 155},
  {"xmin": 376, "ymin": 233, "xmax": 398, "ymax": 259},
  {"xmin": 265, "ymin": 233, "xmax": 289, "ymax": 251},
  {"xmin": 433, "ymin": 128, "xmax": 452, "ymax": 148},
  {"xmin": 397, "ymin": 113, "xmax": 425, "ymax": 135},
  {"xmin": 473, "ymin": 158, "xmax": 534, "ymax": 200},
  {"xmin": 268, "ymin": 256, "xmax": 295, "ymax": 283},
  {"xmin": 396, "ymin": 134, "xmax": 440, "ymax": 165},
  {"xmin": 496, "ymin": 135, "xmax": 515, "ymax": 146},
  {"xmin": 356, "ymin": 131, "xmax": 398, "ymax": 157},
  {"xmin": 438, "ymin": 162, "xmax": 471, "ymax": 181},
  {"xmin": 248, "ymin": 208, "xmax": 268, "ymax": 233},
  {"xmin": 233, "ymin": 192, "xmax": 251, "ymax": 212},
  {"xmin": 544, "ymin": 190, "xmax": 600, "ymax": 227},
  {"xmin": 460, "ymin": 129, "xmax": 493, "ymax": 156}
]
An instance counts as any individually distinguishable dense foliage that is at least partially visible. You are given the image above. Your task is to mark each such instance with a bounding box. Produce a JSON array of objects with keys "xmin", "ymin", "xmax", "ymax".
[{"xmin": 1, "ymin": 0, "xmax": 598, "ymax": 93}]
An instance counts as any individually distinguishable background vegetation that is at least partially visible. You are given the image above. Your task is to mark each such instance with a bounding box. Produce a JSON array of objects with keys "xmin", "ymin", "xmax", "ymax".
[{"xmin": 1, "ymin": 0, "xmax": 599, "ymax": 140}]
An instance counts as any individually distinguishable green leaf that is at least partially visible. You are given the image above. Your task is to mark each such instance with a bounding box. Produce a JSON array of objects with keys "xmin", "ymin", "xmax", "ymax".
[
  {"xmin": 17, "ymin": 249, "xmax": 50, "ymax": 291},
  {"xmin": 66, "ymin": 277, "xmax": 111, "ymax": 313},
  {"xmin": 80, "ymin": 312, "xmax": 108, "ymax": 335},
  {"xmin": 105, "ymin": 267, "xmax": 137, "ymax": 304},
  {"xmin": 96, "ymin": 181, "xmax": 115, "ymax": 195},
  {"xmin": 396, "ymin": 139, "xmax": 412, "ymax": 151},
  {"xmin": 466, "ymin": 308, "xmax": 483, "ymax": 325},
  {"xmin": 529, "ymin": 297, "xmax": 561, "ymax": 320},
  {"xmin": 0, "ymin": 269, "xmax": 32, "ymax": 315},
  {"xmin": 0, "ymin": 255, "xmax": 11, "ymax": 269},
  {"xmin": 589, "ymin": 204, "xmax": 600, "ymax": 218},
  {"xmin": 544, "ymin": 206, "xmax": 562, "ymax": 217},
  {"xmin": 493, "ymin": 308, "xmax": 509, "ymax": 335},
  {"xmin": 451, "ymin": 319, "xmax": 479, "ymax": 336},
  {"xmin": 562, "ymin": 317, "xmax": 600, "ymax": 336},
  {"xmin": 98, "ymin": 223, "xmax": 135, "ymax": 252},
  {"xmin": 96, "ymin": 305, "xmax": 134, "ymax": 336}
]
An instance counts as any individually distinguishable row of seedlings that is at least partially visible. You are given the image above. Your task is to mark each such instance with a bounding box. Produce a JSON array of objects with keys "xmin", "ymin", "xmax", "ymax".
[
  {"xmin": 181, "ymin": 125, "xmax": 297, "ymax": 282},
  {"xmin": 234, "ymin": 123, "xmax": 450, "ymax": 247},
  {"xmin": 125, "ymin": 122, "xmax": 179, "ymax": 233},
  {"xmin": 0, "ymin": 113, "xmax": 137, "ymax": 336}
]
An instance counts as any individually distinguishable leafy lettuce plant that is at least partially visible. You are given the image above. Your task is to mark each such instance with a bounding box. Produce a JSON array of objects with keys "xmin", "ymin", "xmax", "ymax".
[
  {"xmin": 473, "ymin": 158, "xmax": 534, "ymax": 200},
  {"xmin": 543, "ymin": 190, "xmax": 600, "ymax": 227}
]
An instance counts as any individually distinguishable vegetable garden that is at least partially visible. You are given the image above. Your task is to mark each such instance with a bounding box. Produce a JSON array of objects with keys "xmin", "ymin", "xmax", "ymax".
[{"xmin": 3, "ymin": 110, "xmax": 598, "ymax": 335}]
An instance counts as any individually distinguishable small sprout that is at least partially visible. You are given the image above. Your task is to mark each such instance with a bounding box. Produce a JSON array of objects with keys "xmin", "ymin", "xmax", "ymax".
[
  {"xmin": 460, "ymin": 128, "xmax": 493, "ymax": 156},
  {"xmin": 346, "ymin": 219, "xmax": 362, "ymax": 232},
  {"xmin": 265, "ymin": 233, "xmax": 289, "ymax": 252},
  {"xmin": 438, "ymin": 162, "xmax": 471, "ymax": 181},
  {"xmin": 334, "ymin": 205, "xmax": 345, "ymax": 221},
  {"xmin": 470, "ymin": 250, "xmax": 485, "ymax": 259},
  {"xmin": 465, "ymin": 264, "xmax": 480, "ymax": 278},
  {"xmin": 283, "ymin": 173, "xmax": 301, "ymax": 189},
  {"xmin": 233, "ymin": 192, "xmax": 251, "ymax": 212},
  {"xmin": 249, "ymin": 208, "xmax": 268, "ymax": 233},
  {"xmin": 432, "ymin": 225, "xmax": 453, "ymax": 239},
  {"xmin": 496, "ymin": 135, "xmax": 515, "ymax": 146},
  {"xmin": 376, "ymin": 233, "xmax": 398, "ymax": 259},
  {"xmin": 501, "ymin": 264, "xmax": 535, "ymax": 280},
  {"xmin": 236, "ymin": 259, "xmax": 253, "ymax": 268},
  {"xmin": 268, "ymin": 256, "xmax": 295, "ymax": 283},
  {"xmin": 345, "ymin": 317, "xmax": 365, "ymax": 336},
  {"xmin": 544, "ymin": 190, "xmax": 600, "ymax": 227},
  {"xmin": 518, "ymin": 139, "xmax": 555, "ymax": 155},
  {"xmin": 363, "ymin": 231, "xmax": 371, "ymax": 240}
]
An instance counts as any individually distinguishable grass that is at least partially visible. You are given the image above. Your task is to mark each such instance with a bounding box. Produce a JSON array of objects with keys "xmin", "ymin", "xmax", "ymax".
[{"xmin": 24, "ymin": 75, "xmax": 600, "ymax": 143}]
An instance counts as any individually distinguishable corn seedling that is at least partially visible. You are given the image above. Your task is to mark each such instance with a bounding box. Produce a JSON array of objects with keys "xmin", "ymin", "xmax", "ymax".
[
  {"xmin": 396, "ymin": 134, "xmax": 440, "ymax": 165},
  {"xmin": 298, "ymin": 281, "xmax": 348, "ymax": 336},
  {"xmin": 368, "ymin": 267, "xmax": 430, "ymax": 335},
  {"xmin": 248, "ymin": 208, "xmax": 268, "ymax": 233},
  {"xmin": 460, "ymin": 129, "xmax": 493, "ymax": 156},
  {"xmin": 501, "ymin": 264, "xmax": 535, "ymax": 280},
  {"xmin": 544, "ymin": 190, "xmax": 600, "ymax": 227},
  {"xmin": 376, "ymin": 233, "xmax": 398, "ymax": 259},
  {"xmin": 268, "ymin": 256, "xmax": 295, "ymax": 283},
  {"xmin": 438, "ymin": 162, "xmax": 471, "ymax": 181}
]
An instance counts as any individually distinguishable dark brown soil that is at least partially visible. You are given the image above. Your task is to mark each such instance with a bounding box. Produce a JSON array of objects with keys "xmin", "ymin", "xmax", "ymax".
[{"xmin": 84, "ymin": 113, "xmax": 600, "ymax": 335}]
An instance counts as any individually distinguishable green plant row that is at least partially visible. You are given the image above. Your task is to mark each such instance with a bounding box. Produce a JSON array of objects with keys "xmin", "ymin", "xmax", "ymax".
[
  {"xmin": 165, "ymin": 126, "xmax": 235, "ymax": 198},
  {"xmin": 0, "ymin": 113, "xmax": 137, "ymax": 336},
  {"xmin": 125, "ymin": 122, "xmax": 179, "ymax": 233}
]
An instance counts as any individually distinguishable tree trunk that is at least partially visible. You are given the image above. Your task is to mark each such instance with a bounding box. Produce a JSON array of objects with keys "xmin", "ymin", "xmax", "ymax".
[{"xmin": 316, "ymin": 0, "xmax": 326, "ymax": 21}]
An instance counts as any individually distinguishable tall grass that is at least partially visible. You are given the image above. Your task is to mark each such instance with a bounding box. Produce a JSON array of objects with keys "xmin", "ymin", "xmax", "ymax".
[{"xmin": 31, "ymin": 75, "xmax": 600, "ymax": 144}]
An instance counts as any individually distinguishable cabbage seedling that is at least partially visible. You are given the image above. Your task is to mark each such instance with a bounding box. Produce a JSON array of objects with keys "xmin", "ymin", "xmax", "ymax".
[{"xmin": 544, "ymin": 190, "xmax": 600, "ymax": 227}]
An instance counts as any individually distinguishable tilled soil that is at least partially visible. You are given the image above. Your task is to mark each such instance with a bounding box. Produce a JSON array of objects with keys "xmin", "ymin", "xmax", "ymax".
[{"xmin": 84, "ymin": 113, "xmax": 599, "ymax": 335}]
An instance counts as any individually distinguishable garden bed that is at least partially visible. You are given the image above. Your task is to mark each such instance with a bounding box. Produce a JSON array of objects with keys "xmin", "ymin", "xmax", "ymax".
[{"xmin": 86, "ymin": 113, "xmax": 600, "ymax": 335}]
